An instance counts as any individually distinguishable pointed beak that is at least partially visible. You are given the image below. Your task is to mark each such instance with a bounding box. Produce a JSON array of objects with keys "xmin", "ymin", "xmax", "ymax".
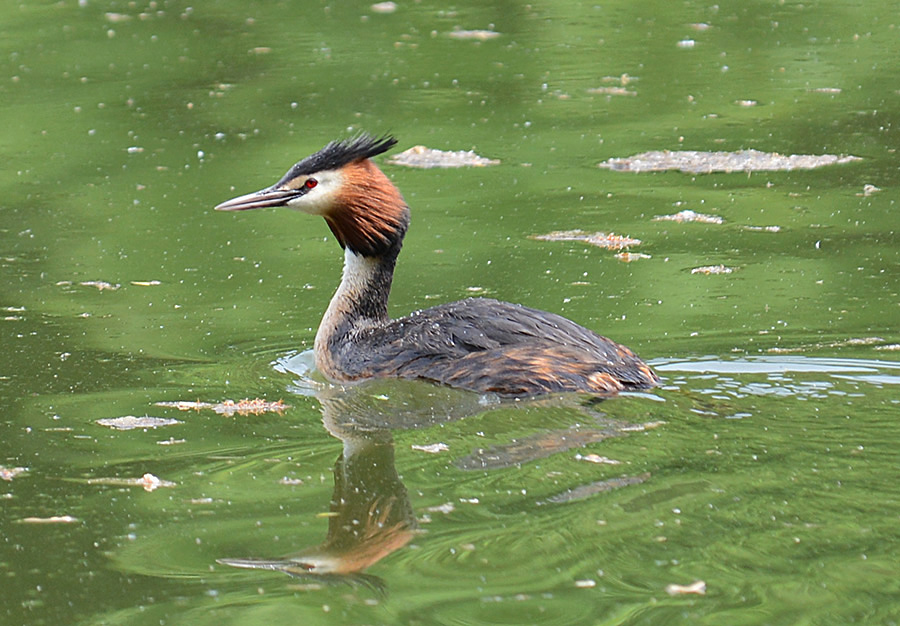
[{"xmin": 214, "ymin": 187, "xmax": 301, "ymax": 212}]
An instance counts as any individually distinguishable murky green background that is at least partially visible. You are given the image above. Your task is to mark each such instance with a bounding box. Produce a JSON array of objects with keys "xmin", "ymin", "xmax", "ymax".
[{"xmin": 2, "ymin": 1, "xmax": 898, "ymax": 624}]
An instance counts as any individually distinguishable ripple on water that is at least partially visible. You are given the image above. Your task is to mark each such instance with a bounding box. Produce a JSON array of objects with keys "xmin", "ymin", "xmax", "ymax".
[{"xmin": 653, "ymin": 355, "xmax": 899, "ymax": 401}]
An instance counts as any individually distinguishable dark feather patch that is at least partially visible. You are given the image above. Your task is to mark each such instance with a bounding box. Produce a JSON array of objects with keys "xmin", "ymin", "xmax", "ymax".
[
  {"xmin": 318, "ymin": 297, "xmax": 661, "ymax": 396},
  {"xmin": 276, "ymin": 134, "xmax": 397, "ymax": 185}
]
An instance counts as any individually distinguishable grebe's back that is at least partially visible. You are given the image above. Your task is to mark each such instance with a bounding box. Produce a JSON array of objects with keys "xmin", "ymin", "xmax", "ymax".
[{"xmin": 322, "ymin": 297, "xmax": 657, "ymax": 395}]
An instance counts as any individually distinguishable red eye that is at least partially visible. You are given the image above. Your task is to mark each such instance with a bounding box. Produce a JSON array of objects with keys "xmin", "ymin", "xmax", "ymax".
[{"xmin": 304, "ymin": 178, "xmax": 318, "ymax": 189}]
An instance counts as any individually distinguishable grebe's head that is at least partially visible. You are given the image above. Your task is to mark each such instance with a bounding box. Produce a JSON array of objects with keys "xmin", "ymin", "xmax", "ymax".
[{"xmin": 216, "ymin": 134, "xmax": 409, "ymax": 257}]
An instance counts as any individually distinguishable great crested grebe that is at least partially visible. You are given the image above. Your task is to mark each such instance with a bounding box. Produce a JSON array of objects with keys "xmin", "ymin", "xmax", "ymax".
[{"xmin": 216, "ymin": 134, "xmax": 659, "ymax": 396}]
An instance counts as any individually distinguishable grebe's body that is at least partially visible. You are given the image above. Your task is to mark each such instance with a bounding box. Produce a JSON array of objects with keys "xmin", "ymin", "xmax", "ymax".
[{"xmin": 216, "ymin": 135, "xmax": 658, "ymax": 396}]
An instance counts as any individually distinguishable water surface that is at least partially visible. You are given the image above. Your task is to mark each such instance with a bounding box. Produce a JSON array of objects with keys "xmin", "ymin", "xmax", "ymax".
[{"xmin": 1, "ymin": 1, "xmax": 898, "ymax": 624}]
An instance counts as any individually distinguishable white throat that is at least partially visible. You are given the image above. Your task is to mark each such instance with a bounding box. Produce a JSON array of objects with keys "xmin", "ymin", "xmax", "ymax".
[{"xmin": 314, "ymin": 248, "xmax": 383, "ymax": 354}]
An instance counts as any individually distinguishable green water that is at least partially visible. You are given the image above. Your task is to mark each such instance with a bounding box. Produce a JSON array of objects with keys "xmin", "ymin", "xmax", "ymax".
[{"xmin": 2, "ymin": 1, "xmax": 898, "ymax": 624}]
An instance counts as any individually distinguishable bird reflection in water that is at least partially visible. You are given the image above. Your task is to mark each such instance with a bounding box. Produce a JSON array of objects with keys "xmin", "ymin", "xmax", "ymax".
[
  {"xmin": 218, "ymin": 355, "xmax": 659, "ymax": 588},
  {"xmin": 217, "ymin": 391, "xmax": 419, "ymax": 592},
  {"xmin": 215, "ymin": 372, "xmax": 512, "ymax": 588}
]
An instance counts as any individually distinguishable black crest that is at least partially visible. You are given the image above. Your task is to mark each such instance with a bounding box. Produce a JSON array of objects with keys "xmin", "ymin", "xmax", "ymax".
[{"xmin": 277, "ymin": 134, "xmax": 397, "ymax": 184}]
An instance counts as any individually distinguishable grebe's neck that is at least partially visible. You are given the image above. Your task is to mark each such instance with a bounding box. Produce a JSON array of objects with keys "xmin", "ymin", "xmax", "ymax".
[
  {"xmin": 314, "ymin": 246, "xmax": 399, "ymax": 378},
  {"xmin": 309, "ymin": 158, "xmax": 409, "ymax": 380}
]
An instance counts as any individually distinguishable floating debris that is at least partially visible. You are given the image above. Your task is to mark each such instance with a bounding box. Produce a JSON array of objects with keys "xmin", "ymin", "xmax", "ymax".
[
  {"xmin": 666, "ymin": 580, "xmax": 707, "ymax": 596},
  {"xmin": 448, "ymin": 29, "xmax": 501, "ymax": 41},
  {"xmin": 370, "ymin": 1, "xmax": 397, "ymax": 13},
  {"xmin": 131, "ymin": 280, "xmax": 161, "ymax": 286},
  {"xmin": 601, "ymin": 73, "xmax": 638, "ymax": 85},
  {"xmin": 575, "ymin": 454, "xmax": 621, "ymax": 465},
  {"xmin": 18, "ymin": 515, "xmax": 79, "ymax": 524},
  {"xmin": 86, "ymin": 472, "xmax": 175, "ymax": 492},
  {"xmin": 691, "ymin": 264, "xmax": 734, "ymax": 275},
  {"xmin": 874, "ymin": 344, "xmax": 900, "ymax": 352},
  {"xmin": 615, "ymin": 252, "xmax": 651, "ymax": 262},
  {"xmin": 411, "ymin": 442, "xmax": 450, "ymax": 454},
  {"xmin": 533, "ymin": 230, "xmax": 641, "ymax": 250},
  {"xmin": 587, "ymin": 87, "xmax": 637, "ymax": 97},
  {"xmin": 620, "ymin": 421, "xmax": 666, "ymax": 432},
  {"xmin": 653, "ymin": 210, "xmax": 723, "ymax": 224},
  {"xmin": 859, "ymin": 184, "xmax": 881, "ymax": 196},
  {"xmin": 79, "ymin": 280, "xmax": 121, "ymax": 291},
  {"xmin": 742, "ymin": 225, "xmax": 781, "ymax": 233},
  {"xmin": 157, "ymin": 438, "xmax": 186, "ymax": 446},
  {"xmin": 575, "ymin": 579, "xmax": 597, "ymax": 588},
  {"xmin": 155, "ymin": 399, "xmax": 290, "ymax": 416},
  {"xmin": 278, "ymin": 477, "xmax": 304, "ymax": 486},
  {"xmin": 425, "ymin": 502, "xmax": 455, "ymax": 514},
  {"xmin": 735, "ymin": 99, "xmax": 758, "ymax": 107},
  {"xmin": 599, "ymin": 149, "xmax": 862, "ymax": 173},
  {"xmin": 141, "ymin": 473, "xmax": 168, "ymax": 491},
  {"xmin": 811, "ymin": 87, "xmax": 842, "ymax": 94},
  {"xmin": 677, "ymin": 39, "xmax": 696, "ymax": 48},
  {"xmin": 96, "ymin": 416, "xmax": 182, "ymax": 430},
  {"xmin": 104, "ymin": 12, "xmax": 132, "ymax": 23},
  {"xmin": 0, "ymin": 466, "xmax": 27, "ymax": 481},
  {"xmin": 388, "ymin": 145, "xmax": 500, "ymax": 169}
]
